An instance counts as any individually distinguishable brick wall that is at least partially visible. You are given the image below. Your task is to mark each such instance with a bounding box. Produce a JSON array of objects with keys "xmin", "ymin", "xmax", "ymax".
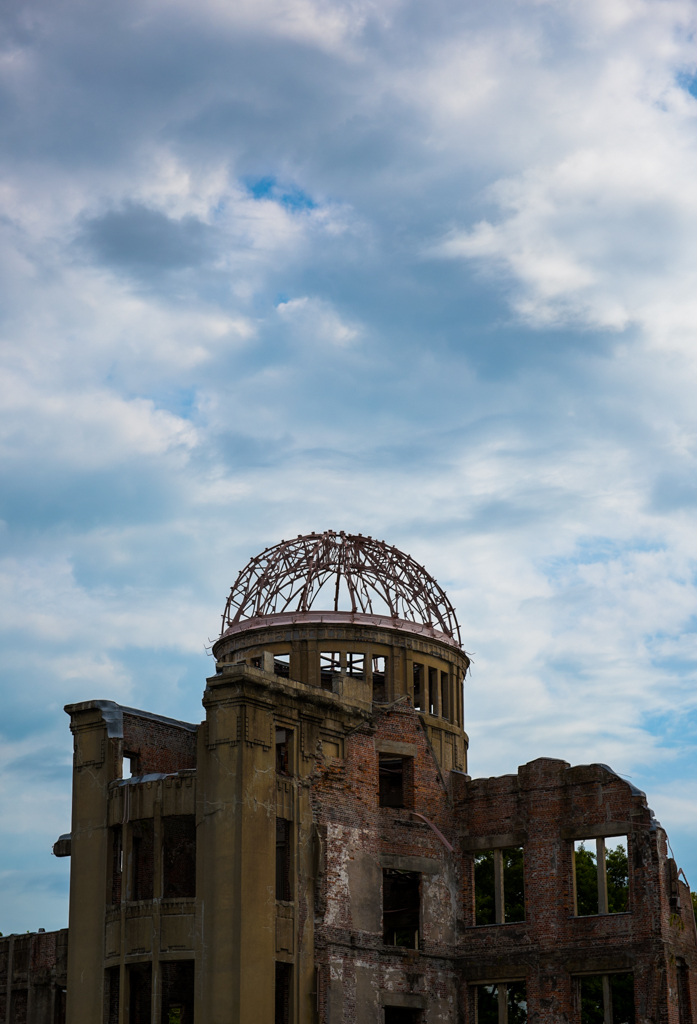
[
  {"xmin": 122, "ymin": 713, "xmax": 197, "ymax": 775},
  {"xmin": 309, "ymin": 711, "xmax": 697, "ymax": 1023}
]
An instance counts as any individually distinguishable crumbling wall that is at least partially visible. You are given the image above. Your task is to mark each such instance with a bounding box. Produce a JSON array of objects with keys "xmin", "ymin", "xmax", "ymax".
[
  {"xmin": 0, "ymin": 929, "xmax": 68, "ymax": 1024},
  {"xmin": 312, "ymin": 702, "xmax": 460, "ymax": 1023},
  {"xmin": 122, "ymin": 712, "xmax": 197, "ymax": 775}
]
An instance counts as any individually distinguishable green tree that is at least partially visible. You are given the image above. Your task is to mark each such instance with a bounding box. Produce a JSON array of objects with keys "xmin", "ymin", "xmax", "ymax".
[
  {"xmin": 575, "ymin": 844, "xmax": 598, "ymax": 915},
  {"xmin": 606, "ymin": 845, "xmax": 629, "ymax": 913},
  {"xmin": 504, "ymin": 847, "xmax": 525, "ymax": 922},
  {"xmin": 475, "ymin": 851, "xmax": 496, "ymax": 925}
]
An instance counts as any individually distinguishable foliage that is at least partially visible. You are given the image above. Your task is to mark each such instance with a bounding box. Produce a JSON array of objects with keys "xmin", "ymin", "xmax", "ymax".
[
  {"xmin": 504, "ymin": 847, "xmax": 525, "ymax": 922},
  {"xmin": 575, "ymin": 844, "xmax": 598, "ymax": 915},
  {"xmin": 606, "ymin": 845, "xmax": 629, "ymax": 913},
  {"xmin": 475, "ymin": 851, "xmax": 496, "ymax": 925}
]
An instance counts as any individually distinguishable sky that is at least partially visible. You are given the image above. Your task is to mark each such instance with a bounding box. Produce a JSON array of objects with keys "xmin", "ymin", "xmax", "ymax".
[{"xmin": 2, "ymin": 0, "xmax": 697, "ymax": 934}]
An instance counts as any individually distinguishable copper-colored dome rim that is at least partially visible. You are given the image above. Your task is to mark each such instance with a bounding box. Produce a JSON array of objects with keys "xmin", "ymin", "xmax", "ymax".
[{"xmin": 216, "ymin": 609, "xmax": 463, "ymax": 650}]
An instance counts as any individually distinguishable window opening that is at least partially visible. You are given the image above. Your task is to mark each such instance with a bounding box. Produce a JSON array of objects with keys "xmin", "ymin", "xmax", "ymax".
[
  {"xmin": 678, "ymin": 960, "xmax": 692, "ymax": 1024},
  {"xmin": 428, "ymin": 667, "xmax": 438, "ymax": 716},
  {"xmin": 413, "ymin": 663, "xmax": 424, "ymax": 711},
  {"xmin": 320, "ymin": 652, "xmax": 341, "ymax": 690},
  {"xmin": 275, "ymin": 962, "xmax": 292, "ymax": 1024},
  {"xmin": 580, "ymin": 973, "xmax": 635, "ymax": 1024},
  {"xmin": 163, "ymin": 815, "xmax": 196, "ymax": 899},
  {"xmin": 128, "ymin": 963, "xmax": 152, "ymax": 1024},
  {"xmin": 441, "ymin": 671, "xmax": 450, "ymax": 720},
  {"xmin": 110, "ymin": 825, "xmax": 122, "ymax": 905},
  {"xmin": 276, "ymin": 729, "xmax": 290, "ymax": 775},
  {"xmin": 476, "ymin": 982, "xmax": 527, "ymax": 1024},
  {"xmin": 384, "ymin": 1010, "xmax": 422, "ymax": 1024},
  {"xmin": 124, "ymin": 752, "xmax": 139, "ymax": 778},
  {"xmin": 574, "ymin": 837, "xmax": 628, "ymax": 916},
  {"xmin": 475, "ymin": 847, "xmax": 524, "ymax": 925},
  {"xmin": 346, "ymin": 652, "xmax": 364, "ymax": 679},
  {"xmin": 131, "ymin": 819, "xmax": 154, "ymax": 901},
  {"xmin": 276, "ymin": 817, "xmax": 292, "ymax": 901},
  {"xmin": 383, "ymin": 869, "xmax": 420, "ymax": 947},
  {"xmin": 372, "ymin": 656, "xmax": 387, "ymax": 702},
  {"xmin": 274, "ymin": 653, "xmax": 291, "ymax": 677},
  {"xmin": 161, "ymin": 960, "xmax": 194, "ymax": 1024},
  {"xmin": 251, "ymin": 656, "xmax": 262, "ymax": 669},
  {"xmin": 379, "ymin": 755, "xmax": 405, "ymax": 808},
  {"xmin": 105, "ymin": 966, "xmax": 120, "ymax": 1024}
]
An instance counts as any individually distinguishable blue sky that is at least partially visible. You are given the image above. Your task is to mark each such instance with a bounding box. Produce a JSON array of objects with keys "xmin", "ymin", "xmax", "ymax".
[{"xmin": 3, "ymin": 0, "xmax": 697, "ymax": 933}]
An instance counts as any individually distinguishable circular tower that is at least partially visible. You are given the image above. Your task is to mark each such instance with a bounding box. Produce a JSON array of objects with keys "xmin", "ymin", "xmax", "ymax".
[{"xmin": 212, "ymin": 530, "xmax": 470, "ymax": 771}]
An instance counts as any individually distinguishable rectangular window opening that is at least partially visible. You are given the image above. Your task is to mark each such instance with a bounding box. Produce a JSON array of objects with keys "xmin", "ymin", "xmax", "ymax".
[
  {"xmin": 274, "ymin": 653, "xmax": 291, "ymax": 678},
  {"xmin": 383, "ymin": 868, "xmax": 420, "ymax": 948},
  {"xmin": 678, "ymin": 960, "xmax": 692, "ymax": 1024},
  {"xmin": 384, "ymin": 1010, "xmax": 423, "ymax": 1024},
  {"xmin": 574, "ymin": 837, "xmax": 628, "ymax": 917},
  {"xmin": 124, "ymin": 752, "xmax": 139, "ymax": 778},
  {"xmin": 276, "ymin": 817, "xmax": 292, "ymax": 901},
  {"xmin": 274, "ymin": 961, "xmax": 292, "ymax": 1024},
  {"xmin": 413, "ymin": 663, "xmax": 424, "ymax": 711},
  {"xmin": 104, "ymin": 966, "xmax": 120, "ymax": 1024},
  {"xmin": 441, "ymin": 671, "xmax": 450, "ymax": 720},
  {"xmin": 475, "ymin": 847, "xmax": 525, "ymax": 925},
  {"xmin": 160, "ymin": 960, "xmax": 194, "ymax": 1024},
  {"xmin": 320, "ymin": 652, "xmax": 341, "ymax": 690},
  {"xmin": 162, "ymin": 815, "xmax": 196, "ymax": 899},
  {"xmin": 372, "ymin": 656, "xmax": 387, "ymax": 702},
  {"xmin": 580, "ymin": 973, "xmax": 635, "ymax": 1024},
  {"xmin": 346, "ymin": 652, "xmax": 364, "ymax": 679},
  {"xmin": 476, "ymin": 982, "xmax": 528, "ymax": 1024},
  {"xmin": 131, "ymin": 819, "xmax": 154, "ymax": 902},
  {"xmin": 276, "ymin": 729, "xmax": 290, "ymax": 775},
  {"xmin": 110, "ymin": 825, "xmax": 122, "ymax": 905},
  {"xmin": 428, "ymin": 666, "xmax": 438, "ymax": 716},
  {"xmin": 379, "ymin": 755, "xmax": 405, "ymax": 808},
  {"xmin": 251, "ymin": 656, "xmax": 262, "ymax": 669},
  {"xmin": 128, "ymin": 963, "xmax": 152, "ymax": 1024}
]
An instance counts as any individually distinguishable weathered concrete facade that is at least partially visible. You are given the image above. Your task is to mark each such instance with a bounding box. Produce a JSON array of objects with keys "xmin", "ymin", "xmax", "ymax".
[{"xmin": 38, "ymin": 533, "xmax": 697, "ymax": 1022}]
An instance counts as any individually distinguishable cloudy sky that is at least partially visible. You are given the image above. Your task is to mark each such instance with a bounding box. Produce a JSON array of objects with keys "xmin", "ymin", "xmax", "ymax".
[{"xmin": 3, "ymin": 0, "xmax": 697, "ymax": 933}]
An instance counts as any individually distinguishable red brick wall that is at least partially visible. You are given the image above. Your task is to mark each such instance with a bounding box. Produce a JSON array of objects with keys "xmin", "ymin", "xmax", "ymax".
[{"xmin": 122, "ymin": 714, "xmax": 197, "ymax": 775}]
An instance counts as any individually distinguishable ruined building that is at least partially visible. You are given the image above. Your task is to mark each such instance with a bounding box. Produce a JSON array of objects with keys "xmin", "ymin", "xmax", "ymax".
[{"xmin": 2, "ymin": 530, "xmax": 697, "ymax": 1023}]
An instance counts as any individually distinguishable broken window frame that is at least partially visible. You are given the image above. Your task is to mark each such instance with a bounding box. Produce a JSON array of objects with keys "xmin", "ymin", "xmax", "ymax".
[
  {"xmin": 573, "ymin": 836, "xmax": 629, "ymax": 917},
  {"xmin": 274, "ymin": 653, "xmax": 291, "ymax": 677},
  {"xmin": 474, "ymin": 980, "xmax": 528, "ymax": 1024},
  {"xmin": 346, "ymin": 652, "xmax": 365, "ymax": 679},
  {"xmin": 319, "ymin": 652, "xmax": 341, "ymax": 690},
  {"xmin": 474, "ymin": 847, "xmax": 525, "ymax": 926},
  {"xmin": 382, "ymin": 868, "xmax": 420, "ymax": 949},
  {"xmin": 577, "ymin": 971, "xmax": 635, "ymax": 1024}
]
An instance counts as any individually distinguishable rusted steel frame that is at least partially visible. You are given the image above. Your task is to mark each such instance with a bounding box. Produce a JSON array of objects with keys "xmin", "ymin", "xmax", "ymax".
[
  {"xmin": 408, "ymin": 811, "xmax": 455, "ymax": 854},
  {"xmin": 221, "ymin": 531, "xmax": 461, "ymax": 645}
]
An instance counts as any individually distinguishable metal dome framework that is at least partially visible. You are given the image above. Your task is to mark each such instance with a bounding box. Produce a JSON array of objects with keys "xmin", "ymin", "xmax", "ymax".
[{"xmin": 221, "ymin": 531, "xmax": 461, "ymax": 645}]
